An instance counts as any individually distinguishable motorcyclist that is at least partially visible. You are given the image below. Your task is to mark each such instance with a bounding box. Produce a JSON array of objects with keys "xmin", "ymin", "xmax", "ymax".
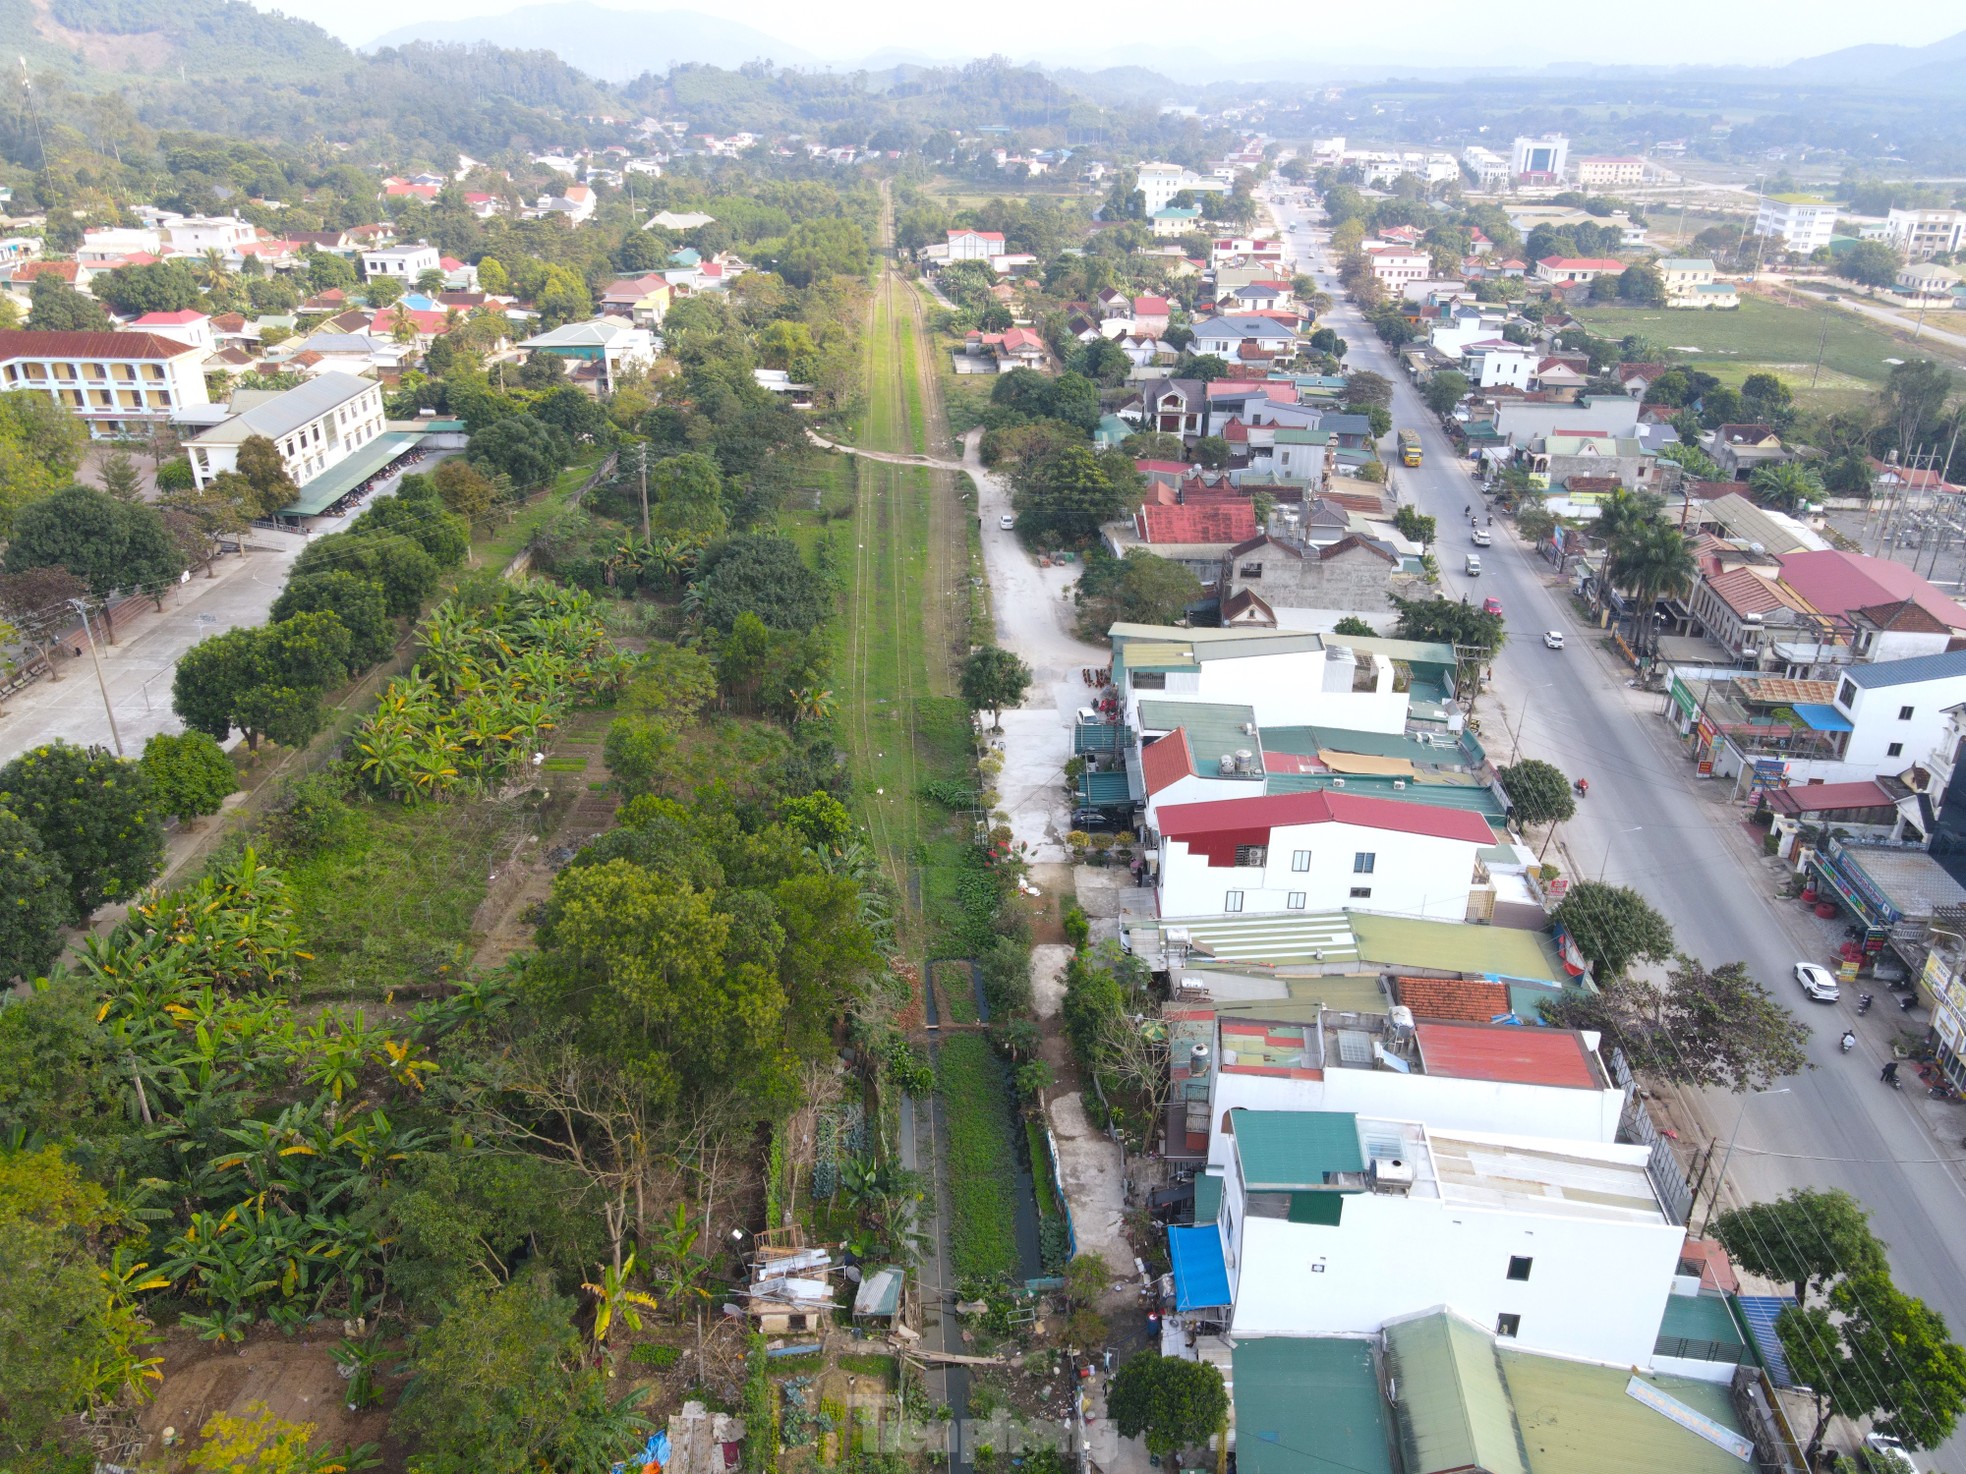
[
  {"xmin": 1841, "ymin": 1030, "xmax": 1856, "ymax": 1051},
  {"xmin": 1574, "ymin": 778, "xmax": 1588, "ymax": 796},
  {"xmin": 1882, "ymin": 1061, "xmax": 1900, "ymax": 1084}
]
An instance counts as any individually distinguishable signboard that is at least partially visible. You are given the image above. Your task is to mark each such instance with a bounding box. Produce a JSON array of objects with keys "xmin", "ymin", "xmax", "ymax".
[
  {"xmin": 1695, "ymin": 715, "xmax": 1719, "ymax": 776},
  {"xmin": 1669, "ymin": 676, "xmax": 1697, "ymax": 720},
  {"xmin": 1749, "ymin": 757, "xmax": 1789, "ymax": 795},
  {"xmin": 1838, "ymin": 961, "xmax": 1860, "ymax": 984}
]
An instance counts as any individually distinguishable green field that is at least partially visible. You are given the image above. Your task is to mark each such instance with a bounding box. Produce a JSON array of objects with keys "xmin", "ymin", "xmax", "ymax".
[{"xmin": 1568, "ymin": 295, "xmax": 1961, "ymax": 393}]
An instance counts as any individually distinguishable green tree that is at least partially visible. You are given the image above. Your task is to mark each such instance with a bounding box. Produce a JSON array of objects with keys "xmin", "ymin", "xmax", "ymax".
[
  {"xmin": 1882, "ymin": 359, "xmax": 1956, "ymax": 453},
  {"xmin": 1332, "ymin": 616, "xmax": 1375, "ymax": 637},
  {"xmin": 233, "ymin": 435, "xmax": 299, "ymax": 517},
  {"xmin": 92, "ymin": 259, "xmax": 203, "ymax": 317},
  {"xmin": 1549, "ymin": 880, "xmax": 1673, "ymax": 980},
  {"xmin": 0, "ymin": 806, "xmax": 69, "ymax": 982},
  {"xmin": 1616, "ymin": 263, "xmax": 1666, "ymax": 306},
  {"xmin": 961, "ymin": 646, "xmax": 1033, "ymax": 731},
  {"xmin": 1499, "ymin": 759, "xmax": 1575, "ymax": 827},
  {"xmin": 0, "ymin": 393, "xmax": 88, "ymax": 537},
  {"xmin": 4, "ymin": 488, "xmax": 182, "ymax": 639},
  {"xmin": 467, "ymin": 414, "xmax": 571, "ymax": 490},
  {"xmin": 271, "ymin": 570, "xmax": 395, "ymax": 669},
  {"xmin": 652, "ymin": 452, "xmax": 727, "ymax": 538},
  {"xmin": 1022, "ymin": 445, "xmax": 1128, "ymax": 542},
  {"xmin": 139, "ymin": 731, "xmax": 237, "ymax": 825},
  {"xmin": 0, "ymin": 1146, "xmax": 165, "ymax": 1463},
  {"xmin": 1393, "ymin": 505, "xmax": 1437, "ymax": 547},
  {"xmin": 1749, "ymin": 459, "xmax": 1825, "ymax": 512},
  {"xmin": 0, "ymin": 742, "xmax": 164, "ymax": 915},
  {"xmin": 1827, "ymin": 1273, "xmax": 1966, "ymax": 1453},
  {"xmin": 1423, "ymin": 370, "xmax": 1469, "ymax": 417},
  {"xmin": 1390, "ymin": 594, "xmax": 1506, "ymax": 653},
  {"xmin": 173, "ymin": 613, "xmax": 352, "ymax": 752},
  {"xmin": 430, "ymin": 458, "xmax": 500, "ymax": 522},
  {"xmin": 1837, "ymin": 240, "xmax": 1903, "ymax": 289},
  {"xmin": 307, "ymin": 252, "xmax": 358, "ymax": 293},
  {"xmin": 692, "ymin": 535, "xmax": 830, "ymax": 634},
  {"xmin": 96, "ymin": 452, "xmax": 144, "ymax": 503},
  {"xmin": 1343, "ymin": 370, "xmax": 1394, "ymax": 409},
  {"xmin": 25, "ymin": 275, "xmax": 110, "ymax": 331},
  {"xmin": 1606, "ymin": 521, "xmax": 1695, "ymax": 656},
  {"xmin": 1107, "ymin": 1351, "xmax": 1228, "ymax": 1458},
  {"xmin": 1076, "ymin": 550, "xmax": 1203, "ymax": 636},
  {"xmin": 1713, "ymin": 1188, "xmax": 1887, "ymax": 1306},
  {"xmin": 365, "ymin": 275, "xmax": 404, "ymax": 308}
]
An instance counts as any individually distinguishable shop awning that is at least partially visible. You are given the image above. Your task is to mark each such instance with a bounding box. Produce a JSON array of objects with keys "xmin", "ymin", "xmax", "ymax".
[
  {"xmin": 1168, "ymin": 1224, "xmax": 1231, "ymax": 1311},
  {"xmin": 1790, "ymin": 702, "xmax": 1853, "ymax": 733},
  {"xmin": 1316, "ymin": 750, "xmax": 1417, "ymax": 777}
]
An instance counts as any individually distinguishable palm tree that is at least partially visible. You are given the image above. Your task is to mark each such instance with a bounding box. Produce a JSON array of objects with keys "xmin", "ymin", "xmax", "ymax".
[
  {"xmin": 1749, "ymin": 459, "xmax": 1825, "ymax": 512},
  {"xmin": 1607, "ymin": 521, "xmax": 1696, "ymax": 657},
  {"xmin": 1593, "ymin": 488, "xmax": 1663, "ymax": 554}
]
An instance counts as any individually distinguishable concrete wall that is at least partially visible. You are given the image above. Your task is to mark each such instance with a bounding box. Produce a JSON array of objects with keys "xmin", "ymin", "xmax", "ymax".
[
  {"xmin": 1496, "ymin": 398, "xmax": 1640, "ymax": 443},
  {"xmin": 1223, "ymin": 547, "xmax": 1401, "ymax": 634},
  {"xmin": 1158, "ymin": 818, "xmax": 1479, "ymax": 920}
]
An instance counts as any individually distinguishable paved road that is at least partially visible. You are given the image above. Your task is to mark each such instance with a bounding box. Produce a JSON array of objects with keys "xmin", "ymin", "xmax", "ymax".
[
  {"xmin": 1777, "ymin": 277, "xmax": 1966, "ymax": 357},
  {"xmin": 1272, "ymin": 194, "xmax": 1966, "ymax": 1461}
]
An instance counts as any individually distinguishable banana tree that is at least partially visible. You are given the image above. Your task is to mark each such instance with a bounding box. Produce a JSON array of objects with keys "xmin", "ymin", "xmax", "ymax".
[{"xmin": 581, "ymin": 1250, "xmax": 662, "ymax": 1352}]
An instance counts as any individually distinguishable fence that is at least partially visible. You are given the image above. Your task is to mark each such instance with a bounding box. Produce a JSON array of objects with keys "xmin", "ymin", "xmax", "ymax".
[{"xmin": 1609, "ymin": 1047, "xmax": 1695, "ymax": 1226}]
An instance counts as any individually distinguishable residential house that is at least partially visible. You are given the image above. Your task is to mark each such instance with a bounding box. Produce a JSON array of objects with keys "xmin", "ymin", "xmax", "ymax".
[
  {"xmin": 361, "ymin": 244, "xmax": 441, "ymax": 282},
  {"xmin": 518, "ymin": 317, "xmax": 656, "ymax": 393},
  {"xmin": 532, "ymin": 185, "xmax": 597, "ymax": 226},
  {"xmin": 1140, "ymin": 378, "xmax": 1209, "ymax": 437},
  {"xmin": 1, "ymin": 259, "xmax": 98, "ymax": 304},
  {"xmin": 1778, "ymin": 548, "xmax": 1966, "ymax": 639},
  {"xmin": 1107, "ymin": 498, "xmax": 1261, "ymax": 582},
  {"xmin": 1897, "ymin": 262, "xmax": 1962, "ymax": 301},
  {"xmin": 1218, "ymin": 532, "xmax": 1411, "ymax": 632},
  {"xmin": 1534, "ymin": 257, "xmax": 1626, "ymax": 285},
  {"xmin": 1657, "ymin": 258, "xmax": 1717, "ymax": 305},
  {"xmin": 462, "ymin": 193, "xmax": 505, "ymax": 220},
  {"xmin": 1615, "ymin": 363, "xmax": 1668, "ymax": 398},
  {"xmin": 944, "ymin": 228, "xmax": 1007, "ymax": 262},
  {"xmin": 187, "ymin": 372, "xmax": 386, "ymax": 491},
  {"xmin": 1155, "ymin": 788, "xmax": 1493, "ymax": 921},
  {"xmin": 1713, "ymin": 652, "xmax": 1966, "ymax": 786},
  {"xmin": 1136, "ymin": 163, "xmax": 1229, "ymax": 213},
  {"xmin": 1211, "ymin": 1109, "xmax": 1683, "ymax": 1368},
  {"xmin": 1883, "ymin": 208, "xmax": 1966, "ymax": 262},
  {"xmin": 77, "ymin": 226, "xmax": 163, "ymax": 263},
  {"xmin": 1133, "ymin": 296, "xmax": 1172, "ymax": 335},
  {"xmin": 599, "ymin": 274, "xmax": 674, "ymax": 328},
  {"xmin": 1191, "ymin": 315, "xmax": 1296, "ymax": 360},
  {"xmin": 959, "ymin": 327, "xmax": 1050, "ymax": 374},
  {"xmin": 1111, "ymin": 624, "xmax": 1412, "ymax": 734},
  {"xmin": 161, "ymin": 215, "xmax": 259, "ymax": 254},
  {"xmin": 1527, "ymin": 432, "xmax": 1657, "ymax": 492},
  {"xmin": 1363, "ymin": 246, "xmax": 1430, "ymax": 291},
  {"xmin": 1754, "ymin": 194, "xmax": 1836, "ymax": 253},
  {"xmin": 1462, "ymin": 340, "xmax": 1538, "ymax": 390},
  {"xmin": 0, "ymin": 329, "xmax": 210, "ymax": 436},
  {"xmin": 1574, "ymin": 155, "xmax": 1646, "ymax": 188},
  {"xmin": 1705, "ymin": 423, "xmax": 1787, "ymax": 480},
  {"xmin": 1151, "ymin": 207, "xmax": 1203, "ymax": 238},
  {"xmin": 127, "ymin": 310, "xmax": 214, "ymax": 353}
]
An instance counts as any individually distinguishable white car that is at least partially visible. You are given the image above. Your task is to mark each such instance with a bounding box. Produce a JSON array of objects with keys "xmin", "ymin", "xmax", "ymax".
[
  {"xmin": 1794, "ymin": 962, "xmax": 1841, "ymax": 1002},
  {"xmin": 1472, "ymin": 529, "xmax": 1492, "ymax": 546},
  {"xmin": 1543, "ymin": 631, "xmax": 1565, "ymax": 650},
  {"xmin": 998, "ymin": 513, "xmax": 1016, "ymax": 530}
]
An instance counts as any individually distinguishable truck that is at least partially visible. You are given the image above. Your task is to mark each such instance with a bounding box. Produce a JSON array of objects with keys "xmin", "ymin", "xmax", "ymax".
[{"xmin": 1397, "ymin": 429, "xmax": 1423, "ymax": 468}]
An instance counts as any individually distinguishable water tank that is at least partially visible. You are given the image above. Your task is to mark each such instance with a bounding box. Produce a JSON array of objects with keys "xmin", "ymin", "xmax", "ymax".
[
  {"xmin": 1388, "ymin": 1005, "xmax": 1416, "ymax": 1035},
  {"xmin": 1235, "ymin": 748, "xmax": 1255, "ymax": 773},
  {"xmin": 1372, "ymin": 1158, "xmax": 1416, "ymax": 1191},
  {"xmin": 1218, "ymin": 753, "xmax": 1236, "ymax": 774},
  {"xmin": 1189, "ymin": 1042, "xmax": 1211, "ymax": 1077}
]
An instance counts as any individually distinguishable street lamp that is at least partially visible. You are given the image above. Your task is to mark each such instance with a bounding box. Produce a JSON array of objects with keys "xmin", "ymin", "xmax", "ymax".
[
  {"xmin": 1701, "ymin": 1087, "xmax": 1791, "ymax": 1230},
  {"xmin": 1599, "ymin": 825, "xmax": 1643, "ymax": 882}
]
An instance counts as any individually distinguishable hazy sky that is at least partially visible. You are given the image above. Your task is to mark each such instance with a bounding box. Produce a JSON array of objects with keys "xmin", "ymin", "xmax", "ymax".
[{"xmin": 249, "ymin": 0, "xmax": 1963, "ymax": 69}]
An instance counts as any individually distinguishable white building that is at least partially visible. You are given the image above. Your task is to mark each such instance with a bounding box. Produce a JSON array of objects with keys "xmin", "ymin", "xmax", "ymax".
[
  {"xmin": 0, "ymin": 328, "xmax": 210, "ymax": 437},
  {"xmin": 1754, "ymin": 195, "xmax": 1836, "ymax": 254},
  {"xmin": 1213, "ymin": 1108, "xmax": 1683, "ymax": 1368},
  {"xmin": 1574, "ymin": 156, "xmax": 1645, "ymax": 188},
  {"xmin": 187, "ymin": 373, "xmax": 386, "ymax": 490},
  {"xmin": 1827, "ymin": 653, "xmax": 1966, "ymax": 780},
  {"xmin": 1658, "ymin": 257, "xmax": 1719, "ymax": 305},
  {"xmin": 1462, "ymin": 340, "xmax": 1538, "ymax": 390},
  {"xmin": 361, "ymin": 244, "xmax": 442, "ymax": 282},
  {"xmin": 1136, "ymin": 162, "xmax": 1231, "ymax": 214},
  {"xmin": 162, "ymin": 215, "xmax": 259, "ymax": 254},
  {"xmin": 1461, "ymin": 146, "xmax": 1511, "ymax": 189},
  {"xmin": 77, "ymin": 226, "xmax": 164, "ymax": 265},
  {"xmin": 1154, "ymin": 788, "xmax": 1493, "ymax": 922},
  {"xmin": 518, "ymin": 317, "xmax": 657, "ymax": 394},
  {"xmin": 1363, "ymin": 246, "xmax": 1430, "ymax": 290},
  {"xmin": 128, "ymin": 310, "xmax": 214, "ymax": 353},
  {"xmin": 944, "ymin": 229, "xmax": 1008, "ymax": 262},
  {"xmin": 1114, "ymin": 626, "xmax": 1410, "ymax": 734},
  {"xmin": 1509, "ymin": 136, "xmax": 1569, "ymax": 182},
  {"xmin": 1883, "ymin": 208, "xmax": 1966, "ymax": 262},
  {"xmin": 1189, "ymin": 315, "xmax": 1296, "ymax": 359}
]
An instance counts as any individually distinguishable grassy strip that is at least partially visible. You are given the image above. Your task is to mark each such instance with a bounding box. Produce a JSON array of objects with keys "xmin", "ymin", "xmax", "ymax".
[
  {"xmin": 936, "ymin": 1033, "xmax": 1022, "ymax": 1281},
  {"xmin": 473, "ymin": 447, "xmax": 610, "ymax": 573},
  {"xmin": 1026, "ymin": 1119, "xmax": 1061, "ymax": 1219}
]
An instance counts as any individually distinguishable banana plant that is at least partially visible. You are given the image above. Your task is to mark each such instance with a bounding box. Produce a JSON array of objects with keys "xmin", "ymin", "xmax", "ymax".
[{"xmin": 581, "ymin": 1250, "xmax": 661, "ymax": 1350}]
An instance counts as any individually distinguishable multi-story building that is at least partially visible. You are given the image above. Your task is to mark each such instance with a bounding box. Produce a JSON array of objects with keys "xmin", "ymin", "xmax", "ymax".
[
  {"xmin": 161, "ymin": 215, "xmax": 259, "ymax": 255},
  {"xmin": 1363, "ymin": 246, "xmax": 1430, "ymax": 290},
  {"xmin": 0, "ymin": 329, "xmax": 210, "ymax": 437},
  {"xmin": 1753, "ymin": 194, "xmax": 1836, "ymax": 254},
  {"xmin": 1509, "ymin": 135, "xmax": 1569, "ymax": 183},
  {"xmin": 1658, "ymin": 257, "xmax": 1717, "ymax": 303},
  {"xmin": 1574, "ymin": 156, "xmax": 1645, "ymax": 188},
  {"xmin": 187, "ymin": 373, "xmax": 387, "ymax": 490},
  {"xmin": 1136, "ymin": 162, "xmax": 1231, "ymax": 214},
  {"xmin": 1883, "ymin": 208, "xmax": 1966, "ymax": 262},
  {"xmin": 361, "ymin": 244, "xmax": 442, "ymax": 282}
]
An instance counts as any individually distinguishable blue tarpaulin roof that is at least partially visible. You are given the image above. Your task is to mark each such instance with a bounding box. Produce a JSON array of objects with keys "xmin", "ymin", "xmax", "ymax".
[
  {"xmin": 1791, "ymin": 702, "xmax": 1853, "ymax": 733},
  {"xmin": 1168, "ymin": 1224, "xmax": 1231, "ymax": 1310}
]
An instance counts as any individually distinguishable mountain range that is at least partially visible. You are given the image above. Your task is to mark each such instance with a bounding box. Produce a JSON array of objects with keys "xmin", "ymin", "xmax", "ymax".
[{"xmin": 368, "ymin": 3, "xmax": 817, "ymax": 81}]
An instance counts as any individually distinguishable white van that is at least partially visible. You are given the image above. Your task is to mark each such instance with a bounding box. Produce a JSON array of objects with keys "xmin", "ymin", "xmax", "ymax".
[{"xmin": 1465, "ymin": 554, "xmax": 1482, "ymax": 576}]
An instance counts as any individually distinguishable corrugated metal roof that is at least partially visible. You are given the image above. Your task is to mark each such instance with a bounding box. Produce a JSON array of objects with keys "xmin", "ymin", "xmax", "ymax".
[
  {"xmin": 1413, "ymin": 1021, "xmax": 1600, "ymax": 1089},
  {"xmin": 1233, "ymin": 1337, "xmax": 1394, "ymax": 1474},
  {"xmin": 1137, "ymin": 700, "xmax": 1261, "ymax": 773},
  {"xmin": 1350, "ymin": 913, "xmax": 1564, "ymax": 985},
  {"xmin": 1497, "ymin": 1349, "xmax": 1751, "ymax": 1474},
  {"xmin": 192, "ymin": 372, "xmax": 375, "ymax": 446},
  {"xmin": 1840, "ymin": 649, "xmax": 1966, "ymax": 689},
  {"xmin": 1385, "ymin": 1311, "xmax": 1527, "ymax": 1474},
  {"xmin": 1232, "ymin": 1110, "xmax": 1364, "ymax": 1189}
]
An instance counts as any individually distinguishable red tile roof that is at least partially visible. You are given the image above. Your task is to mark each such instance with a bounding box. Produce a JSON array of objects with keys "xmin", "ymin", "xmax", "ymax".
[
  {"xmin": 1133, "ymin": 295, "xmax": 1170, "ymax": 315},
  {"xmin": 12, "ymin": 260, "xmax": 80, "ymax": 282},
  {"xmin": 1135, "ymin": 499, "xmax": 1258, "ymax": 545},
  {"xmin": 1412, "ymin": 1020, "xmax": 1599, "ymax": 1088},
  {"xmin": 1141, "ymin": 730, "xmax": 1196, "ymax": 796},
  {"xmin": 1537, "ymin": 256, "xmax": 1626, "ymax": 271},
  {"xmin": 1763, "ymin": 780, "xmax": 1896, "ymax": 816},
  {"xmin": 1158, "ymin": 789, "xmax": 1494, "ymax": 857},
  {"xmin": 0, "ymin": 329, "xmax": 196, "ymax": 361},
  {"xmin": 1777, "ymin": 549, "xmax": 1966, "ymax": 632},
  {"xmin": 1395, "ymin": 976, "xmax": 1513, "ymax": 1023}
]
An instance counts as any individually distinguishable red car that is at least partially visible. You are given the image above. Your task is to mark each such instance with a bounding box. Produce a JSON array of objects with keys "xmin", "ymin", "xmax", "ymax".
[{"xmin": 1482, "ymin": 597, "xmax": 1503, "ymax": 616}]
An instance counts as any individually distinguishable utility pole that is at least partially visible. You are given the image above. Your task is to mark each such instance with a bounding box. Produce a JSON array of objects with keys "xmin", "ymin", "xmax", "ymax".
[
  {"xmin": 70, "ymin": 599, "xmax": 123, "ymax": 758},
  {"xmin": 636, "ymin": 441, "xmax": 650, "ymax": 541}
]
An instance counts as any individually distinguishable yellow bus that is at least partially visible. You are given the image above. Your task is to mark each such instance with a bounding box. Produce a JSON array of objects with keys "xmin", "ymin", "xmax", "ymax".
[{"xmin": 1397, "ymin": 430, "xmax": 1423, "ymax": 468}]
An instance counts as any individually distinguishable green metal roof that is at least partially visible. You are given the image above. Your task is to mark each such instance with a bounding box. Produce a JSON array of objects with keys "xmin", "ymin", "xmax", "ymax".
[
  {"xmin": 1234, "ymin": 1337, "xmax": 1394, "ymax": 1474},
  {"xmin": 1657, "ymin": 1293, "xmax": 1745, "ymax": 1348},
  {"xmin": 1213, "ymin": 975, "xmax": 1390, "ymax": 1015},
  {"xmin": 1232, "ymin": 1110, "xmax": 1363, "ymax": 1190},
  {"xmin": 1194, "ymin": 1173, "xmax": 1223, "ymax": 1225},
  {"xmin": 1386, "ymin": 1311, "xmax": 1527, "ymax": 1474},
  {"xmin": 1078, "ymin": 770, "xmax": 1131, "ymax": 806},
  {"xmin": 1137, "ymin": 699, "xmax": 1261, "ymax": 772},
  {"xmin": 1497, "ymin": 1351, "xmax": 1751, "ymax": 1474},
  {"xmin": 1350, "ymin": 913, "xmax": 1565, "ymax": 986},
  {"xmin": 1262, "ymin": 772, "xmax": 1506, "ymax": 818},
  {"xmin": 279, "ymin": 431, "xmax": 423, "ymax": 517},
  {"xmin": 1262, "ymin": 724, "xmax": 1467, "ymax": 768}
]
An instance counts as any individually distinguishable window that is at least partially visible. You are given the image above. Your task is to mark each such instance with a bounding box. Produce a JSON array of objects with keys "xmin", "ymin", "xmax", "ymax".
[
  {"xmin": 1287, "ymin": 892, "xmax": 1306, "ymax": 911},
  {"xmin": 1224, "ymin": 891, "xmax": 1244, "ymax": 913},
  {"xmin": 1888, "ymin": 743, "xmax": 1904, "ymax": 758},
  {"xmin": 1133, "ymin": 672, "xmax": 1166, "ymax": 690},
  {"xmin": 1507, "ymin": 1256, "xmax": 1533, "ymax": 1282},
  {"xmin": 1496, "ymin": 1313, "xmax": 1521, "ymax": 1338},
  {"xmin": 1291, "ymin": 850, "xmax": 1312, "ymax": 872},
  {"xmin": 1900, "ymin": 706, "xmax": 1915, "ymax": 721},
  {"xmin": 1240, "ymin": 563, "xmax": 1263, "ymax": 579},
  {"xmin": 1234, "ymin": 844, "xmax": 1268, "ymax": 867},
  {"xmin": 1353, "ymin": 852, "xmax": 1376, "ymax": 874},
  {"xmin": 1349, "ymin": 886, "xmax": 1372, "ymax": 899},
  {"xmin": 1839, "ymin": 678, "xmax": 1858, "ymax": 708}
]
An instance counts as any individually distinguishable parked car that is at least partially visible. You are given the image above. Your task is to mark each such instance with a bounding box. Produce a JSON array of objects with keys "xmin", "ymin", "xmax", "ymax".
[
  {"xmin": 1794, "ymin": 961, "xmax": 1842, "ymax": 1002},
  {"xmin": 1543, "ymin": 631, "xmax": 1565, "ymax": 650},
  {"xmin": 1070, "ymin": 808, "xmax": 1126, "ymax": 833}
]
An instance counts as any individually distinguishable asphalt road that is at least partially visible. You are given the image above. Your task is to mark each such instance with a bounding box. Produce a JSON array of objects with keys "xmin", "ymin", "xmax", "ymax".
[{"xmin": 1271, "ymin": 194, "xmax": 1966, "ymax": 1461}]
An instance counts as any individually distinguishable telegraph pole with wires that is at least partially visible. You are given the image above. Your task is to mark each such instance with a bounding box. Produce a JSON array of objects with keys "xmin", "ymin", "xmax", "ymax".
[{"xmin": 636, "ymin": 440, "xmax": 650, "ymax": 541}]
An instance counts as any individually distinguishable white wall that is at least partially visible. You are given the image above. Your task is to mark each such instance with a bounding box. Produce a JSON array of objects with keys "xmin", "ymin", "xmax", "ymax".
[
  {"xmin": 1221, "ymin": 1139, "xmax": 1681, "ymax": 1368},
  {"xmin": 1158, "ymin": 818, "xmax": 1479, "ymax": 920},
  {"xmin": 1473, "ymin": 350, "xmax": 1536, "ymax": 390},
  {"xmin": 1203, "ymin": 1068, "xmax": 1625, "ymax": 1168}
]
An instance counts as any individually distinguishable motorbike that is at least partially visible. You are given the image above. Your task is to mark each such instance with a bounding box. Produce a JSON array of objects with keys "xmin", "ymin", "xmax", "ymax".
[
  {"xmin": 1857, "ymin": 993, "xmax": 1874, "ymax": 1015},
  {"xmin": 1841, "ymin": 1031, "xmax": 1856, "ymax": 1053},
  {"xmin": 1573, "ymin": 779, "xmax": 1589, "ymax": 799},
  {"xmin": 1882, "ymin": 1064, "xmax": 1903, "ymax": 1089},
  {"xmin": 1901, "ymin": 992, "xmax": 1918, "ymax": 1011}
]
